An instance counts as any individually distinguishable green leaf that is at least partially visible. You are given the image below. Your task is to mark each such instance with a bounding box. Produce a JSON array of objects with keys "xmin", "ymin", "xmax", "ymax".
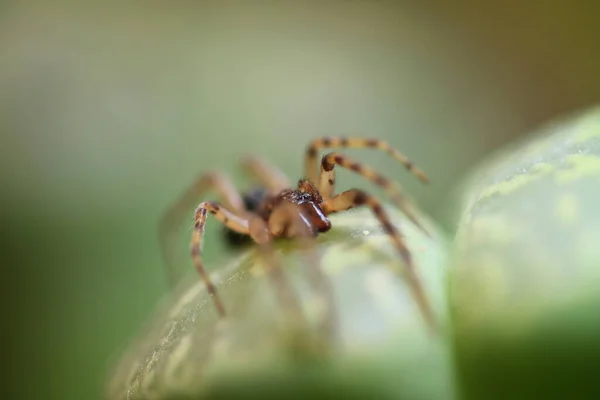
[
  {"xmin": 109, "ymin": 106, "xmax": 600, "ymax": 400},
  {"xmin": 107, "ymin": 206, "xmax": 451, "ymax": 400},
  {"xmin": 450, "ymin": 106, "xmax": 600, "ymax": 399}
]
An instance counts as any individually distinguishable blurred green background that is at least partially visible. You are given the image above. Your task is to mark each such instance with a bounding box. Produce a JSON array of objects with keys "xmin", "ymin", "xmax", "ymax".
[{"xmin": 1, "ymin": 1, "xmax": 599, "ymax": 399}]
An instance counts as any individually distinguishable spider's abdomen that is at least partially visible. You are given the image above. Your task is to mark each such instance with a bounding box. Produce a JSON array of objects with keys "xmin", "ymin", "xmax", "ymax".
[{"xmin": 223, "ymin": 186, "xmax": 269, "ymax": 247}]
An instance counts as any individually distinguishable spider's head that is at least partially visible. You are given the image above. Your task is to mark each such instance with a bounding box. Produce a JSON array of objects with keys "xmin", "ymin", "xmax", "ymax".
[
  {"xmin": 276, "ymin": 180, "xmax": 331, "ymax": 236},
  {"xmin": 296, "ymin": 179, "xmax": 323, "ymax": 203}
]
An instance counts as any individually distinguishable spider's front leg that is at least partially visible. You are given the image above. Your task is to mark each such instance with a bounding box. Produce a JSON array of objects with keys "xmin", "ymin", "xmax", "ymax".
[
  {"xmin": 246, "ymin": 214, "xmax": 305, "ymax": 323},
  {"xmin": 322, "ymin": 189, "xmax": 436, "ymax": 334},
  {"xmin": 305, "ymin": 137, "xmax": 429, "ymax": 185},
  {"xmin": 262, "ymin": 202, "xmax": 338, "ymax": 345},
  {"xmin": 191, "ymin": 201, "xmax": 250, "ymax": 317},
  {"xmin": 191, "ymin": 202, "xmax": 309, "ymax": 323},
  {"xmin": 160, "ymin": 172, "xmax": 246, "ymax": 286},
  {"xmin": 319, "ymin": 152, "xmax": 430, "ymax": 236}
]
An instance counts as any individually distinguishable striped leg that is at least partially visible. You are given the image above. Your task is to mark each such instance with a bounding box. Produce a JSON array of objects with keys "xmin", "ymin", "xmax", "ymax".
[
  {"xmin": 241, "ymin": 155, "xmax": 291, "ymax": 192},
  {"xmin": 305, "ymin": 137, "xmax": 429, "ymax": 185},
  {"xmin": 159, "ymin": 172, "xmax": 246, "ymax": 287},
  {"xmin": 191, "ymin": 201, "xmax": 250, "ymax": 317},
  {"xmin": 322, "ymin": 189, "xmax": 436, "ymax": 334},
  {"xmin": 319, "ymin": 152, "xmax": 430, "ymax": 236}
]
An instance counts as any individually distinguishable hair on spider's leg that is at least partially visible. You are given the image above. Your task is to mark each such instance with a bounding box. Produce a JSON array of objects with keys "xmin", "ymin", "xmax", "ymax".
[
  {"xmin": 191, "ymin": 201, "xmax": 250, "ymax": 317},
  {"xmin": 319, "ymin": 151, "xmax": 431, "ymax": 237},
  {"xmin": 159, "ymin": 171, "xmax": 246, "ymax": 287},
  {"xmin": 305, "ymin": 136, "xmax": 429, "ymax": 185},
  {"xmin": 241, "ymin": 155, "xmax": 291, "ymax": 192},
  {"xmin": 323, "ymin": 189, "xmax": 437, "ymax": 335}
]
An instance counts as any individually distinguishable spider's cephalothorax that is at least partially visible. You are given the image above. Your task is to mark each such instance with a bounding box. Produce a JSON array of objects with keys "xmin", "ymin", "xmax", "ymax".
[
  {"xmin": 160, "ymin": 137, "xmax": 437, "ymax": 333},
  {"xmin": 263, "ymin": 179, "xmax": 331, "ymax": 236},
  {"xmin": 224, "ymin": 180, "xmax": 330, "ymax": 246}
]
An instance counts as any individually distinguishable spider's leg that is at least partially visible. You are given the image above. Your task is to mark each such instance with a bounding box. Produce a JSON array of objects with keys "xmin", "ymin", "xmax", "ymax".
[
  {"xmin": 191, "ymin": 201, "xmax": 250, "ymax": 317},
  {"xmin": 322, "ymin": 189, "xmax": 436, "ymax": 334},
  {"xmin": 160, "ymin": 172, "xmax": 246, "ymax": 287},
  {"xmin": 241, "ymin": 155, "xmax": 291, "ymax": 192},
  {"xmin": 266, "ymin": 202, "xmax": 338, "ymax": 346},
  {"xmin": 319, "ymin": 152, "xmax": 430, "ymax": 236},
  {"xmin": 305, "ymin": 137, "xmax": 429, "ymax": 185},
  {"xmin": 247, "ymin": 214, "xmax": 305, "ymax": 323}
]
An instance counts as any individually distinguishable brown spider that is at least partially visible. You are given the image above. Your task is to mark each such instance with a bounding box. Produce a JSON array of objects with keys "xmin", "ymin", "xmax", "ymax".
[{"xmin": 159, "ymin": 137, "xmax": 436, "ymax": 332}]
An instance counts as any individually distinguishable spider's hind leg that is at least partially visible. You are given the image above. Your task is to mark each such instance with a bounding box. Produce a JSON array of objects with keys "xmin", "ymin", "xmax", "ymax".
[
  {"xmin": 322, "ymin": 189, "xmax": 436, "ymax": 335},
  {"xmin": 241, "ymin": 155, "xmax": 291, "ymax": 192}
]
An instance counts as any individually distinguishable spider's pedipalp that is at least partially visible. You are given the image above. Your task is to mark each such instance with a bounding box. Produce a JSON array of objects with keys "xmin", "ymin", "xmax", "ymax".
[
  {"xmin": 241, "ymin": 155, "xmax": 291, "ymax": 192},
  {"xmin": 305, "ymin": 137, "xmax": 429, "ymax": 185},
  {"xmin": 160, "ymin": 171, "xmax": 246, "ymax": 286},
  {"xmin": 319, "ymin": 151, "xmax": 430, "ymax": 236},
  {"xmin": 191, "ymin": 201, "xmax": 250, "ymax": 316},
  {"xmin": 322, "ymin": 189, "xmax": 436, "ymax": 334}
]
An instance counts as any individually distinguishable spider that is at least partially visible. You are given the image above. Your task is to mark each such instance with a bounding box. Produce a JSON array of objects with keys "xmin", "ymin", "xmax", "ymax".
[{"xmin": 159, "ymin": 137, "xmax": 436, "ymax": 332}]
